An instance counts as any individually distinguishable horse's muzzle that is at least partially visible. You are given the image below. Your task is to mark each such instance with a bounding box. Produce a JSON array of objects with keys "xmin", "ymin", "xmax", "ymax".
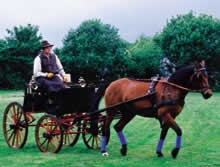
[{"xmin": 202, "ymin": 88, "xmax": 212, "ymax": 99}]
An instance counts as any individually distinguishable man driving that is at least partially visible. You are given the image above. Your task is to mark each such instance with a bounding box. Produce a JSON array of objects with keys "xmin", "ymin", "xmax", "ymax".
[{"xmin": 33, "ymin": 40, "xmax": 68, "ymax": 92}]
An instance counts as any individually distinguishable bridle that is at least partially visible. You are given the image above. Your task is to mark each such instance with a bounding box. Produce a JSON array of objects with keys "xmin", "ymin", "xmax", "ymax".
[
  {"xmin": 188, "ymin": 67, "xmax": 210, "ymax": 92},
  {"xmin": 158, "ymin": 67, "xmax": 210, "ymax": 93},
  {"xmin": 194, "ymin": 67, "xmax": 207, "ymax": 76}
]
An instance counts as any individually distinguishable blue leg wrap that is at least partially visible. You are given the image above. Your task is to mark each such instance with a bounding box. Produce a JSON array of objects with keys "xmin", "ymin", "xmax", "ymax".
[
  {"xmin": 156, "ymin": 139, "xmax": 164, "ymax": 152},
  {"xmin": 101, "ymin": 136, "xmax": 107, "ymax": 153},
  {"xmin": 117, "ymin": 131, "xmax": 127, "ymax": 145},
  {"xmin": 176, "ymin": 136, "xmax": 182, "ymax": 148}
]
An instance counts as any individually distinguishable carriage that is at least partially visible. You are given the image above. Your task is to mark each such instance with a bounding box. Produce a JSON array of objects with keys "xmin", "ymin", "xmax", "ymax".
[
  {"xmin": 2, "ymin": 77, "xmax": 106, "ymax": 153},
  {"xmin": 2, "ymin": 61, "xmax": 212, "ymax": 159}
]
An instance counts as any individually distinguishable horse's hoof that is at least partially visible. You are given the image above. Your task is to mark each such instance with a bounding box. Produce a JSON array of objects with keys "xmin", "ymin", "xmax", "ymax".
[
  {"xmin": 171, "ymin": 148, "xmax": 180, "ymax": 159},
  {"xmin": 102, "ymin": 152, "xmax": 109, "ymax": 157},
  {"xmin": 156, "ymin": 152, "xmax": 164, "ymax": 158},
  {"xmin": 120, "ymin": 147, "xmax": 127, "ymax": 156}
]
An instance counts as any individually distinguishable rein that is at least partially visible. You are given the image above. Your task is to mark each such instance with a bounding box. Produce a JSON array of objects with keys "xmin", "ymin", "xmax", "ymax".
[
  {"xmin": 133, "ymin": 78, "xmax": 205, "ymax": 93},
  {"xmin": 159, "ymin": 80, "xmax": 204, "ymax": 93},
  {"xmin": 134, "ymin": 66, "xmax": 209, "ymax": 93}
]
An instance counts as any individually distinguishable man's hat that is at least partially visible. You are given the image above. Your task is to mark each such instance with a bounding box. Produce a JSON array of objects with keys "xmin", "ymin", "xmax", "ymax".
[{"xmin": 41, "ymin": 40, "xmax": 53, "ymax": 49}]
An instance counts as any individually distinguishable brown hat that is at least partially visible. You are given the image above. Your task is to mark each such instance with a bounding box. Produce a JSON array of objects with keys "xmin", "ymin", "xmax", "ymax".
[{"xmin": 41, "ymin": 40, "xmax": 53, "ymax": 49}]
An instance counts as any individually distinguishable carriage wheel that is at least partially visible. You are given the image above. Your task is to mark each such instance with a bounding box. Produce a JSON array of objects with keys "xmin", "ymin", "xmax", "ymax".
[
  {"xmin": 35, "ymin": 115, "xmax": 63, "ymax": 153},
  {"xmin": 82, "ymin": 117, "xmax": 104, "ymax": 149},
  {"xmin": 63, "ymin": 114, "xmax": 81, "ymax": 147},
  {"xmin": 3, "ymin": 102, "xmax": 28, "ymax": 149}
]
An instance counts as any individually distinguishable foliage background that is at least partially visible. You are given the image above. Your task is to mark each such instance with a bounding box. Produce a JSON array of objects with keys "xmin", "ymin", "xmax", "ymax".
[
  {"xmin": 0, "ymin": 12, "xmax": 220, "ymax": 90},
  {"xmin": 59, "ymin": 19, "xmax": 129, "ymax": 81},
  {"xmin": 0, "ymin": 24, "xmax": 42, "ymax": 89}
]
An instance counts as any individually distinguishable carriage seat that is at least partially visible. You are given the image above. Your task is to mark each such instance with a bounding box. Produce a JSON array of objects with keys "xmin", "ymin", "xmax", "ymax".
[
  {"xmin": 27, "ymin": 74, "xmax": 72, "ymax": 95},
  {"xmin": 26, "ymin": 76, "xmax": 48, "ymax": 95}
]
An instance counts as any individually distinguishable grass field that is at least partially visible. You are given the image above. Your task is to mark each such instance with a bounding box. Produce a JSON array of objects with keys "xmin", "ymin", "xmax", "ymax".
[{"xmin": 0, "ymin": 90, "xmax": 220, "ymax": 167}]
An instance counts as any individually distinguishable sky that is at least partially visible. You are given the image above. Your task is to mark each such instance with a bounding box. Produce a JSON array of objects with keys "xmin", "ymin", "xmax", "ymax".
[{"xmin": 0, "ymin": 0, "xmax": 220, "ymax": 47}]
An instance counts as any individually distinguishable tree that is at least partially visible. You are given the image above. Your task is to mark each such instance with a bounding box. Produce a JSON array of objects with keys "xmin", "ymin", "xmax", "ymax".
[
  {"xmin": 0, "ymin": 24, "xmax": 42, "ymax": 89},
  {"xmin": 154, "ymin": 11, "xmax": 220, "ymax": 70},
  {"xmin": 60, "ymin": 19, "xmax": 129, "ymax": 81},
  {"xmin": 0, "ymin": 39, "xmax": 7, "ymax": 88},
  {"xmin": 127, "ymin": 35, "xmax": 162, "ymax": 78}
]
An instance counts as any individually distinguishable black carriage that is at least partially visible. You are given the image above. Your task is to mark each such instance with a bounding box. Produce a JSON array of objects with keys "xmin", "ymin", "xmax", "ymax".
[{"xmin": 3, "ymin": 77, "xmax": 106, "ymax": 153}]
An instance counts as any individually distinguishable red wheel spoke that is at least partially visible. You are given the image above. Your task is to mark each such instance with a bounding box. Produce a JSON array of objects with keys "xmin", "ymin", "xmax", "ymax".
[
  {"xmin": 17, "ymin": 110, "xmax": 22, "ymax": 120},
  {"xmin": 64, "ymin": 134, "xmax": 67, "ymax": 144},
  {"xmin": 91, "ymin": 136, "xmax": 95, "ymax": 148},
  {"xmin": 95, "ymin": 137, "xmax": 99, "ymax": 149},
  {"xmin": 12, "ymin": 131, "xmax": 16, "ymax": 146},
  {"xmin": 7, "ymin": 115, "xmax": 15, "ymax": 124},
  {"xmin": 50, "ymin": 138, "xmax": 58, "ymax": 149},
  {"xmin": 18, "ymin": 130, "xmax": 22, "ymax": 145},
  {"xmin": 6, "ymin": 128, "xmax": 13, "ymax": 133},
  {"xmin": 12, "ymin": 105, "xmax": 16, "ymax": 116},
  {"xmin": 16, "ymin": 106, "xmax": 20, "ymax": 118},
  {"xmin": 49, "ymin": 141, "xmax": 53, "ymax": 152},
  {"xmin": 87, "ymin": 135, "xmax": 93, "ymax": 143},
  {"xmin": 16, "ymin": 132, "xmax": 19, "ymax": 147},
  {"xmin": 45, "ymin": 140, "xmax": 49, "ymax": 152},
  {"xmin": 40, "ymin": 138, "xmax": 48, "ymax": 147},
  {"xmin": 64, "ymin": 134, "xmax": 70, "ymax": 145},
  {"xmin": 51, "ymin": 124, "xmax": 58, "ymax": 133},
  {"xmin": 8, "ymin": 130, "xmax": 15, "ymax": 142},
  {"xmin": 40, "ymin": 122, "xmax": 50, "ymax": 131}
]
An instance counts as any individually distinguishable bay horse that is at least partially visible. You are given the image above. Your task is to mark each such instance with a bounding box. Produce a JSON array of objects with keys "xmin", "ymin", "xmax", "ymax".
[{"xmin": 100, "ymin": 60, "xmax": 212, "ymax": 158}]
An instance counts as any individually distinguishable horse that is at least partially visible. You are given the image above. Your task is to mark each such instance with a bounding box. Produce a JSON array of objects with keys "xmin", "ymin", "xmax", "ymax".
[{"xmin": 100, "ymin": 60, "xmax": 212, "ymax": 158}]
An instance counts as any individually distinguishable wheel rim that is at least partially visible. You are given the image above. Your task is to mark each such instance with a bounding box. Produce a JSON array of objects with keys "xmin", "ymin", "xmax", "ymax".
[
  {"xmin": 82, "ymin": 118, "xmax": 103, "ymax": 149},
  {"xmin": 3, "ymin": 102, "xmax": 28, "ymax": 149},
  {"xmin": 35, "ymin": 115, "xmax": 63, "ymax": 153}
]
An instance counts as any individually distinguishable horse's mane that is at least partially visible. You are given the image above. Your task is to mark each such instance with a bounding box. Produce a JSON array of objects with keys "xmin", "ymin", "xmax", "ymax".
[{"xmin": 168, "ymin": 65, "xmax": 194, "ymax": 87}]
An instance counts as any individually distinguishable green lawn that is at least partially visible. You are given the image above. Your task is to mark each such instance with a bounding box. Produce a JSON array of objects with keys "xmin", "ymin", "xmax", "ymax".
[{"xmin": 0, "ymin": 90, "xmax": 220, "ymax": 167}]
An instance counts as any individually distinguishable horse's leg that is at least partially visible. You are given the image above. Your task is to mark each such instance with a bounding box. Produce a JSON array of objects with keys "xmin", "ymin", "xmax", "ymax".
[
  {"xmin": 170, "ymin": 122, "xmax": 182, "ymax": 159},
  {"xmin": 100, "ymin": 116, "xmax": 114, "ymax": 156},
  {"xmin": 114, "ymin": 112, "xmax": 135, "ymax": 156},
  {"xmin": 156, "ymin": 123, "xmax": 169, "ymax": 157},
  {"xmin": 162, "ymin": 113, "xmax": 182, "ymax": 159}
]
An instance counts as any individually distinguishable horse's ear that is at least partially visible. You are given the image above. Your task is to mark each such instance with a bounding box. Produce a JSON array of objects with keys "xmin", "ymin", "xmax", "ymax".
[
  {"xmin": 194, "ymin": 61, "xmax": 200, "ymax": 69},
  {"xmin": 200, "ymin": 60, "xmax": 205, "ymax": 67}
]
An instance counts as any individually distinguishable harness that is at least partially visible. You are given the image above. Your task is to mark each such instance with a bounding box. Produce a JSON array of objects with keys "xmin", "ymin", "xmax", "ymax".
[{"xmin": 144, "ymin": 67, "xmax": 209, "ymax": 127}]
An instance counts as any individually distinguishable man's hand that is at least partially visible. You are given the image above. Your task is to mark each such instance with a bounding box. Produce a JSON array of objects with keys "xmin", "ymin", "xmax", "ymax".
[
  {"xmin": 63, "ymin": 75, "xmax": 68, "ymax": 82},
  {"xmin": 46, "ymin": 73, "xmax": 54, "ymax": 79}
]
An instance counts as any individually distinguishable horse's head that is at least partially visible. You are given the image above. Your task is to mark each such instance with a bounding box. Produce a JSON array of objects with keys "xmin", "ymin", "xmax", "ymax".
[{"xmin": 190, "ymin": 60, "xmax": 212, "ymax": 99}]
